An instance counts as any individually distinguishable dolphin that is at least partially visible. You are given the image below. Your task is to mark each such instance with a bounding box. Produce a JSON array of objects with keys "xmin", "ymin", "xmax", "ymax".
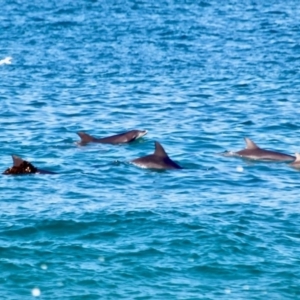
[
  {"xmin": 3, "ymin": 155, "xmax": 56, "ymax": 175},
  {"xmin": 223, "ymin": 137, "xmax": 295, "ymax": 162},
  {"xmin": 77, "ymin": 130, "xmax": 148, "ymax": 145},
  {"xmin": 289, "ymin": 153, "xmax": 300, "ymax": 168},
  {"xmin": 131, "ymin": 141, "xmax": 182, "ymax": 170}
]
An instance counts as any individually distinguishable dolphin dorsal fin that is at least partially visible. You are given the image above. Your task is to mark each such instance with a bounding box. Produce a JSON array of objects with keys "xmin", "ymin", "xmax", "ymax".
[
  {"xmin": 294, "ymin": 153, "xmax": 300, "ymax": 162},
  {"xmin": 12, "ymin": 155, "xmax": 24, "ymax": 167},
  {"xmin": 244, "ymin": 137, "xmax": 259, "ymax": 149},
  {"xmin": 77, "ymin": 132, "xmax": 95, "ymax": 143},
  {"xmin": 154, "ymin": 141, "xmax": 168, "ymax": 157}
]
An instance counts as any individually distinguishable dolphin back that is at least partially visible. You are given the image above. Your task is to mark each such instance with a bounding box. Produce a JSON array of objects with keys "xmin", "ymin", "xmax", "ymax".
[{"xmin": 77, "ymin": 132, "xmax": 96, "ymax": 144}]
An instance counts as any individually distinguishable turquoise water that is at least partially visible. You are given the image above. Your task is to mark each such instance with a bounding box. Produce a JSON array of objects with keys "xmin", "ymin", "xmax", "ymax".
[{"xmin": 1, "ymin": 0, "xmax": 300, "ymax": 298}]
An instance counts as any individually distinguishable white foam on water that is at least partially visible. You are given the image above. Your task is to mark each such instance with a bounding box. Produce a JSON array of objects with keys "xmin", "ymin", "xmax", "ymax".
[
  {"xmin": 0, "ymin": 57, "xmax": 12, "ymax": 65},
  {"xmin": 31, "ymin": 288, "xmax": 41, "ymax": 297},
  {"xmin": 98, "ymin": 256, "xmax": 105, "ymax": 262},
  {"xmin": 57, "ymin": 282, "xmax": 64, "ymax": 287},
  {"xmin": 236, "ymin": 166, "xmax": 244, "ymax": 172}
]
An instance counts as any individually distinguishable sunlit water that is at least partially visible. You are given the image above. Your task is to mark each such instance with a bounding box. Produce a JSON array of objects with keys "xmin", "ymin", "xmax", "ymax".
[{"xmin": 1, "ymin": 0, "xmax": 300, "ymax": 299}]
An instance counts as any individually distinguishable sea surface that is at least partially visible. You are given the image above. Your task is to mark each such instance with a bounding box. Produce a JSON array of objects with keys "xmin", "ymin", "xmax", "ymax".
[{"xmin": 1, "ymin": 0, "xmax": 300, "ymax": 299}]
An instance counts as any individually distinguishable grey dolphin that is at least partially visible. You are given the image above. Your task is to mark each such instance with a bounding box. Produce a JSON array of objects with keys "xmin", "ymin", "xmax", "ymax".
[
  {"xmin": 224, "ymin": 137, "xmax": 295, "ymax": 162},
  {"xmin": 77, "ymin": 130, "xmax": 148, "ymax": 145},
  {"xmin": 3, "ymin": 155, "xmax": 56, "ymax": 175},
  {"xmin": 289, "ymin": 153, "xmax": 300, "ymax": 168},
  {"xmin": 131, "ymin": 141, "xmax": 182, "ymax": 170}
]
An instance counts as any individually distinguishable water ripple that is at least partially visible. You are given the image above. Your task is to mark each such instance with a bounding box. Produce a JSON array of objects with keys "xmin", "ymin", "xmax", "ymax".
[{"xmin": 1, "ymin": 0, "xmax": 300, "ymax": 298}]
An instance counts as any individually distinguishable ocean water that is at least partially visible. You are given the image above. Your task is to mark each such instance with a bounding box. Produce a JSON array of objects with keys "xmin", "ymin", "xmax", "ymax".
[{"xmin": 1, "ymin": 0, "xmax": 300, "ymax": 298}]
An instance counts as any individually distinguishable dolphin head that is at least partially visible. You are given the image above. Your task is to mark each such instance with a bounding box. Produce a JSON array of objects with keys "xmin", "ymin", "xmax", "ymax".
[
  {"xmin": 290, "ymin": 153, "xmax": 300, "ymax": 168},
  {"xmin": 127, "ymin": 130, "xmax": 148, "ymax": 141}
]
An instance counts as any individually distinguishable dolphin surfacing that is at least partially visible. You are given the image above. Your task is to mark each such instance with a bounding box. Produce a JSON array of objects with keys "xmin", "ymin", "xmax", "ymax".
[
  {"xmin": 131, "ymin": 141, "xmax": 182, "ymax": 170},
  {"xmin": 77, "ymin": 130, "xmax": 148, "ymax": 145},
  {"xmin": 224, "ymin": 137, "xmax": 295, "ymax": 162},
  {"xmin": 3, "ymin": 155, "xmax": 56, "ymax": 175}
]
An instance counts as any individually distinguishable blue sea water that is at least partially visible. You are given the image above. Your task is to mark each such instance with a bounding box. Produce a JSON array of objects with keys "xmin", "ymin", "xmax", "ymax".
[{"xmin": 1, "ymin": 0, "xmax": 300, "ymax": 298}]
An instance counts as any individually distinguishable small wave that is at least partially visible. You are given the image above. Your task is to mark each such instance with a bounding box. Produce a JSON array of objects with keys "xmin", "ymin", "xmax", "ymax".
[{"xmin": 218, "ymin": 151, "xmax": 236, "ymax": 157}]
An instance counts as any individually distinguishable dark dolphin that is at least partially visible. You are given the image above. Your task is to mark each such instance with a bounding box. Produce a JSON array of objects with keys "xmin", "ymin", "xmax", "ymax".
[
  {"xmin": 223, "ymin": 137, "xmax": 295, "ymax": 162},
  {"xmin": 131, "ymin": 141, "xmax": 182, "ymax": 170},
  {"xmin": 77, "ymin": 130, "xmax": 148, "ymax": 145},
  {"xmin": 3, "ymin": 155, "xmax": 56, "ymax": 175}
]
